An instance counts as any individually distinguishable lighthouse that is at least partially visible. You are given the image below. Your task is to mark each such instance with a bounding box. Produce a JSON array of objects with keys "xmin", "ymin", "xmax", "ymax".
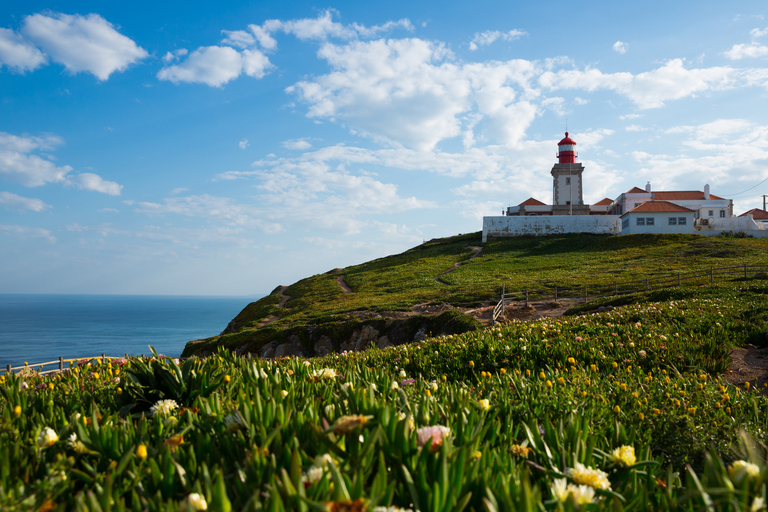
[{"xmin": 551, "ymin": 132, "xmax": 587, "ymax": 215}]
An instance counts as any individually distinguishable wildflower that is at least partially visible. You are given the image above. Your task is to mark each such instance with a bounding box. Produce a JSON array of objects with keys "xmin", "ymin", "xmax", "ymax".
[
  {"xmin": 469, "ymin": 361, "xmax": 475, "ymax": 368},
  {"xmin": 751, "ymin": 497, "xmax": 765, "ymax": 512},
  {"xmin": 37, "ymin": 427, "xmax": 58, "ymax": 448},
  {"xmin": 552, "ymin": 478, "xmax": 597, "ymax": 505},
  {"xmin": 187, "ymin": 493, "xmax": 208, "ymax": 510},
  {"xmin": 728, "ymin": 460, "xmax": 760, "ymax": 485},
  {"xmin": 341, "ymin": 382, "xmax": 354, "ymax": 392},
  {"xmin": 416, "ymin": 425, "xmax": 450, "ymax": 452},
  {"xmin": 566, "ymin": 462, "xmax": 611, "ymax": 490},
  {"xmin": 313, "ymin": 368, "xmax": 337, "ymax": 379},
  {"xmin": 372, "ymin": 507, "xmax": 414, "ymax": 512},
  {"xmin": 638, "ymin": 350, "xmax": 647, "ymax": 357},
  {"xmin": 391, "ymin": 381, "xmax": 399, "ymax": 390},
  {"xmin": 281, "ymin": 390, "xmax": 289, "ymax": 398},
  {"xmin": 399, "ymin": 370, "xmax": 407, "ymax": 378},
  {"xmin": 510, "ymin": 444, "xmax": 531, "ymax": 457},
  {"xmin": 224, "ymin": 413, "xmax": 244, "ymax": 432},
  {"xmin": 429, "ymin": 381, "xmax": 438, "ymax": 392},
  {"xmin": 13, "ymin": 405, "xmax": 21, "ymax": 416},
  {"xmin": 610, "ymin": 446, "xmax": 636, "ymax": 467},
  {"xmin": 332, "ymin": 415, "xmax": 371, "ymax": 435},
  {"xmin": 68, "ymin": 434, "xmax": 91, "ymax": 454},
  {"xmin": 150, "ymin": 399, "xmax": 178, "ymax": 417},
  {"xmin": 476, "ymin": 399, "xmax": 490, "ymax": 411},
  {"xmin": 136, "ymin": 444, "xmax": 148, "ymax": 459},
  {"xmin": 224, "ymin": 375, "xmax": 231, "ymax": 384}
]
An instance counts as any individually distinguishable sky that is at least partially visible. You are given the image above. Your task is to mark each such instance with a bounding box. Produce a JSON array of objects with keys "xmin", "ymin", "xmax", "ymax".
[{"xmin": 1, "ymin": 0, "xmax": 767, "ymax": 296}]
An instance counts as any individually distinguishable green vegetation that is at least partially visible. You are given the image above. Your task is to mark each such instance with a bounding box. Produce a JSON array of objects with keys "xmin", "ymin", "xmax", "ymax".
[
  {"xmin": 184, "ymin": 232, "xmax": 768, "ymax": 357},
  {"xmin": 3, "ymin": 281, "xmax": 768, "ymax": 510}
]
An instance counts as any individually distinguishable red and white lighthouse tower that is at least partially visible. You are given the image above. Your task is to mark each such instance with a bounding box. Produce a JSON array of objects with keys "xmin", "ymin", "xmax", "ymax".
[
  {"xmin": 557, "ymin": 132, "xmax": 578, "ymax": 163},
  {"xmin": 551, "ymin": 132, "xmax": 587, "ymax": 215}
]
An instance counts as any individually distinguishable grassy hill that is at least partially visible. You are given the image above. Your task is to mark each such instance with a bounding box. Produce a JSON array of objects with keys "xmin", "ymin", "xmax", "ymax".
[{"xmin": 182, "ymin": 232, "xmax": 768, "ymax": 358}]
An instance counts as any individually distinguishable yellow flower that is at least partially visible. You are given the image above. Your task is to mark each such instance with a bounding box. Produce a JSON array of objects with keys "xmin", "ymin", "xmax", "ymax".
[
  {"xmin": 539, "ymin": 372, "xmax": 546, "ymax": 381},
  {"xmin": 610, "ymin": 446, "xmax": 636, "ymax": 467},
  {"xmin": 116, "ymin": 387, "xmax": 123, "ymax": 395},
  {"xmin": 613, "ymin": 405, "xmax": 621, "ymax": 415},
  {"xmin": 469, "ymin": 361, "xmax": 475, "ymax": 368},
  {"xmin": 557, "ymin": 377, "xmax": 565, "ymax": 385},
  {"xmin": 546, "ymin": 380, "xmax": 553, "ymax": 388},
  {"xmin": 332, "ymin": 415, "xmax": 372, "ymax": 435},
  {"xmin": 48, "ymin": 383, "xmax": 54, "ymax": 390},
  {"xmin": 13, "ymin": 405, "xmax": 21, "ymax": 416},
  {"xmin": 472, "ymin": 450, "xmax": 482, "ymax": 459},
  {"xmin": 187, "ymin": 493, "xmax": 208, "ymax": 510},
  {"xmin": 566, "ymin": 462, "xmax": 611, "ymax": 490},
  {"xmin": 510, "ymin": 444, "xmax": 531, "ymax": 457},
  {"xmin": 224, "ymin": 375, "xmax": 231, "ymax": 384},
  {"xmin": 476, "ymin": 399, "xmax": 490, "ymax": 411},
  {"xmin": 687, "ymin": 407, "xmax": 696, "ymax": 415},
  {"xmin": 136, "ymin": 444, "xmax": 148, "ymax": 459},
  {"xmin": 500, "ymin": 368, "xmax": 506, "ymax": 375},
  {"xmin": 729, "ymin": 460, "xmax": 760, "ymax": 485},
  {"xmin": 567, "ymin": 357, "xmax": 576, "ymax": 365}
]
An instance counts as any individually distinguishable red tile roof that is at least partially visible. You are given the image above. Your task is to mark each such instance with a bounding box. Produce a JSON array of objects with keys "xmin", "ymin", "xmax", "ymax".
[
  {"xmin": 740, "ymin": 208, "xmax": 768, "ymax": 220},
  {"xmin": 625, "ymin": 187, "xmax": 648, "ymax": 194},
  {"xmin": 593, "ymin": 197, "xmax": 613, "ymax": 206},
  {"xmin": 519, "ymin": 197, "xmax": 546, "ymax": 206},
  {"xmin": 653, "ymin": 191, "xmax": 725, "ymax": 201},
  {"xmin": 622, "ymin": 201, "xmax": 695, "ymax": 215}
]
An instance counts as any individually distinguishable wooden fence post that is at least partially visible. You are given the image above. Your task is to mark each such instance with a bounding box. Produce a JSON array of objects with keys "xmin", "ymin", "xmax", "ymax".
[
  {"xmin": 6, "ymin": 365, "xmax": 10, "ymax": 373},
  {"xmin": 554, "ymin": 287, "xmax": 558, "ymax": 302},
  {"xmin": 645, "ymin": 278, "xmax": 649, "ymax": 291},
  {"xmin": 584, "ymin": 284, "xmax": 587, "ymax": 303},
  {"xmin": 525, "ymin": 290, "xmax": 529, "ymax": 307},
  {"xmin": 614, "ymin": 282, "xmax": 617, "ymax": 295},
  {"xmin": 58, "ymin": 357, "xmax": 63, "ymax": 372},
  {"xmin": 745, "ymin": 264, "xmax": 748, "ymax": 278},
  {"xmin": 678, "ymin": 273, "xmax": 680, "ymax": 286},
  {"xmin": 710, "ymin": 268, "xmax": 714, "ymax": 284}
]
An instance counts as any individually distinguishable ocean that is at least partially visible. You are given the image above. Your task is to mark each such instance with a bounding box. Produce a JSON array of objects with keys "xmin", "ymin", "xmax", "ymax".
[{"xmin": 0, "ymin": 294, "xmax": 257, "ymax": 370}]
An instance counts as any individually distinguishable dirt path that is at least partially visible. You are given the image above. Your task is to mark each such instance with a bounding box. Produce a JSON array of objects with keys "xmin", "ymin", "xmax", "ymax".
[
  {"xmin": 436, "ymin": 245, "xmax": 484, "ymax": 285},
  {"xmin": 337, "ymin": 275, "xmax": 352, "ymax": 293},
  {"xmin": 257, "ymin": 286, "xmax": 290, "ymax": 327}
]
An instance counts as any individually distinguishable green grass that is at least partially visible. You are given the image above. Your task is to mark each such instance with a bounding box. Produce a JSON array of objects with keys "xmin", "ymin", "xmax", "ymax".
[{"xmin": 183, "ymin": 233, "xmax": 768, "ymax": 357}]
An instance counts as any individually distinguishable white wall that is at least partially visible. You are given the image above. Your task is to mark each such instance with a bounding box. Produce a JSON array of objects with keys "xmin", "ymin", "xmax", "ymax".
[
  {"xmin": 696, "ymin": 216, "xmax": 764, "ymax": 232},
  {"xmin": 620, "ymin": 212, "xmax": 696, "ymax": 235},
  {"xmin": 482, "ymin": 216, "xmax": 621, "ymax": 242}
]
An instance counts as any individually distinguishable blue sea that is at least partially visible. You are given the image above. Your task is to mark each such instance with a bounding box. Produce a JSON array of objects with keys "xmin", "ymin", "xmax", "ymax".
[{"xmin": 0, "ymin": 294, "xmax": 258, "ymax": 370}]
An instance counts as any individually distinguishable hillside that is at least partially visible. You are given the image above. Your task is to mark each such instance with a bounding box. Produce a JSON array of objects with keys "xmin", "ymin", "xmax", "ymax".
[{"xmin": 182, "ymin": 232, "xmax": 768, "ymax": 359}]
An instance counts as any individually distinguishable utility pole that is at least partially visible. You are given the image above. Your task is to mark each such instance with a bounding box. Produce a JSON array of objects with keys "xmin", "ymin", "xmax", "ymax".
[{"xmin": 763, "ymin": 195, "xmax": 767, "ymax": 211}]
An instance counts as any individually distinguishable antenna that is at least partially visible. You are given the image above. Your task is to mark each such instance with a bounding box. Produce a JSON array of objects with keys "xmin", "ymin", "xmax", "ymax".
[{"xmin": 565, "ymin": 118, "xmax": 568, "ymax": 133}]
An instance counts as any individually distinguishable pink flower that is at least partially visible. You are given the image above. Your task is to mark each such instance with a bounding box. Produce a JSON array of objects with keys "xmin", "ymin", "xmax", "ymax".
[
  {"xmin": 416, "ymin": 425, "xmax": 450, "ymax": 451},
  {"xmin": 575, "ymin": 337, "xmax": 583, "ymax": 342}
]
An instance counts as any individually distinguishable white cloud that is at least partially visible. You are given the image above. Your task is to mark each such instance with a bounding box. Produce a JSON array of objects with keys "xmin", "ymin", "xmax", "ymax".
[
  {"xmin": 258, "ymin": 10, "xmax": 412, "ymax": 43},
  {"xmin": 724, "ymin": 42, "xmax": 768, "ymax": 60},
  {"xmin": 539, "ymin": 59, "xmax": 736, "ymax": 109},
  {"xmin": 0, "ymin": 132, "xmax": 72, "ymax": 186},
  {"xmin": 751, "ymin": 27, "xmax": 768, "ymax": 38},
  {"xmin": 282, "ymin": 139, "xmax": 312, "ymax": 150},
  {"xmin": 0, "ymin": 191, "xmax": 50, "ymax": 212},
  {"xmin": 239, "ymin": 139, "xmax": 250, "ymax": 149},
  {"xmin": 469, "ymin": 29, "xmax": 527, "ymax": 51},
  {"xmin": 157, "ymin": 45, "xmax": 272, "ymax": 87},
  {"xmin": 0, "ymin": 27, "xmax": 46, "ymax": 72},
  {"xmin": 247, "ymin": 24, "xmax": 278, "ymax": 50},
  {"xmin": 65, "ymin": 172, "xmax": 122, "ymax": 195},
  {"xmin": 133, "ymin": 194, "xmax": 283, "ymax": 233},
  {"xmin": 613, "ymin": 41, "xmax": 628, "ymax": 54},
  {"xmin": 21, "ymin": 13, "xmax": 147, "ymax": 80},
  {"xmin": 162, "ymin": 48, "xmax": 188, "ymax": 63},
  {"xmin": 0, "ymin": 132, "xmax": 122, "ymax": 194},
  {"xmin": 221, "ymin": 30, "xmax": 255, "ymax": 49},
  {"xmin": 625, "ymin": 124, "xmax": 648, "ymax": 132},
  {"xmin": 0, "ymin": 224, "xmax": 56, "ymax": 243}
]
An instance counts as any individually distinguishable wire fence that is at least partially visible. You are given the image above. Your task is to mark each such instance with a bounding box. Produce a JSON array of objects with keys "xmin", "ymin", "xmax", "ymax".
[{"xmin": 492, "ymin": 263, "xmax": 768, "ymax": 324}]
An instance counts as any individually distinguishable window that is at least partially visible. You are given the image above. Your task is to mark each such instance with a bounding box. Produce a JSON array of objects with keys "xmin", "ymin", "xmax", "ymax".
[
  {"xmin": 637, "ymin": 217, "xmax": 645, "ymax": 226},
  {"xmin": 678, "ymin": 217, "xmax": 687, "ymax": 225},
  {"xmin": 634, "ymin": 203, "xmax": 642, "ymax": 208},
  {"xmin": 669, "ymin": 217, "xmax": 677, "ymax": 225},
  {"xmin": 720, "ymin": 210, "xmax": 726, "ymax": 218},
  {"xmin": 646, "ymin": 217, "xmax": 655, "ymax": 226},
  {"xmin": 565, "ymin": 177, "xmax": 571, "ymax": 185},
  {"xmin": 622, "ymin": 219, "xmax": 629, "ymax": 229},
  {"xmin": 708, "ymin": 210, "xmax": 714, "ymax": 217},
  {"xmin": 566, "ymin": 201, "xmax": 570, "ymax": 205}
]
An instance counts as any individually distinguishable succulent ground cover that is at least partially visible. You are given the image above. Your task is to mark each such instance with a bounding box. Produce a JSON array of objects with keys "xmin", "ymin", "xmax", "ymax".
[{"xmin": 3, "ymin": 282, "xmax": 768, "ymax": 510}]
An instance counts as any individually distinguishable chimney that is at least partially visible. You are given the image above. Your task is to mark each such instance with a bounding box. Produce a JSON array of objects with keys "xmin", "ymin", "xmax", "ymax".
[
  {"xmin": 704, "ymin": 184, "xmax": 710, "ymax": 200},
  {"xmin": 645, "ymin": 181, "xmax": 651, "ymax": 193}
]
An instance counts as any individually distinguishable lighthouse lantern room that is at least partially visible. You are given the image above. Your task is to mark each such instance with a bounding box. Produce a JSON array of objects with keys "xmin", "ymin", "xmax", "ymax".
[{"xmin": 551, "ymin": 132, "xmax": 588, "ymax": 215}]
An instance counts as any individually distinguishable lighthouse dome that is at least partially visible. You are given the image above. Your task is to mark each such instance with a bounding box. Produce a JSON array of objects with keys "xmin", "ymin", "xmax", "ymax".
[{"xmin": 558, "ymin": 132, "xmax": 577, "ymax": 146}]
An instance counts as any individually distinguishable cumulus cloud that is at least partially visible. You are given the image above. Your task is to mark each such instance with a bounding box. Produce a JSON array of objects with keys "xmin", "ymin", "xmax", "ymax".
[
  {"xmin": 751, "ymin": 27, "xmax": 768, "ymax": 38},
  {"xmin": 21, "ymin": 12, "xmax": 147, "ymax": 80},
  {"xmin": 65, "ymin": 172, "xmax": 122, "ymax": 195},
  {"xmin": 539, "ymin": 58, "xmax": 736, "ymax": 109},
  {"xmin": 0, "ymin": 224, "xmax": 56, "ymax": 243},
  {"xmin": 282, "ymin": 139, "xmax": 312, "ymax": 150},
  {"xmin": 157, "ymin": 45, "xmax": 272, "ymax": 87},
  {"xmin": 254, "ymin": 10, "xmax": 413, "ymax": 43},
  {"xmin": 239, "ymin": 139, "xmax": 249, "ymax": 149},
  {"xmin": 0, "ymin": 28, "xmax": 46, "ymax": 72},
  {"xmin": 162, "ymin": 48, "xmax": 188, "ymax": 63},
  {"xmin": 613, "ymin": 41, "xmax": 628, "ymax": 54},
  {"xmin": 0, "ymin": 132, "xmax": 122, "ymax": 194},
  {"xmin": 0, "ymin": 191, "xmax": 50, "ymax": 212},
  {"xmin": 469, "ymin": 29, "xmax": 527, "ymax": 51},
  {"xmin": 724, "ymin": 42, "xmax": 768, "ymax": 59}
]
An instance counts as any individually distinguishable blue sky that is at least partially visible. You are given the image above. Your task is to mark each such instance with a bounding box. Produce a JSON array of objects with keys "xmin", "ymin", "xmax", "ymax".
[{"xmin": 1, "ymin": 1, "xmax": 767, "ymax": 295}]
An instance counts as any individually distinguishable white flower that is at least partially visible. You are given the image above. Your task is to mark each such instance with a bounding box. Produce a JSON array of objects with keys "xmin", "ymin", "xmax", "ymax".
[
  {"xmin": 429, "ymin": 381, "xmax": 438, "ymax": 392},
  {"xmin": 372, "ymin": 507, "xmax": 414, "ymax": 512},
  {"xmin": 399, "ymin": 370, "xmax": 407, "ymax": 378},
  {"xmin": 150, "ymin": 399, "xmax": 179, "ymax": 417},
  {"xmin": 68, "ymin": 433, "xmax": 90, "ymax": 454},
  {"xmin": 313, "ymin": 368, "xmax": 337, "ymax": 379},
  {"xmin": 342, "ymin": 382, "xmax": 354, "ymax": 392},
  {"xmin": 302, "ymin": 465, "xmax": 324, "ymax": 484},
  {"xmin": 37, "ymin": 427, "xmax": 58, "ymax": 448},
  {"xmin": 281, "ymin": 389, "xmax": 289, "ymax": 398},
  {"xmin": 476, "ymin": 399, "xmax": 490, "ymax": 411},
  {"xmin": 186, "ymin": 493, "xmax": 208, "ymax": 510},
  {"xmin": 324, "ymin": 404, "xmax": 335, "ymax": 418},
  {"xmin": 551, "ymin": 478, "xmax": 597, "ymax": 504},
  {"xmin": 369, "ymin": 383, "xmax": 377, "ymax": 391},
  {"xmin": 224, "ymin": 413, "xmax": 243, "ymax": 432},
  {"xmin": 751, "ymin": 497, "xmax": 765, "ymax": 512},
  {"xmin": 610, "ymin": 446, "xmax": 636, "ymax": 467},
  {"xmin": 391, "ymin": 381, "xmax": 399, "ymax": 390},
  {"xmin": 416, "ymin": 425, "xmax": 450, "ymax": 451}
]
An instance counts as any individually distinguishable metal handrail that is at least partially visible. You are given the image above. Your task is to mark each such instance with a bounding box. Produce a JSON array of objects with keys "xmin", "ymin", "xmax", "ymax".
[{"xmin": 4, "ymin": 353, "xmax": 132, "ymax": 376}]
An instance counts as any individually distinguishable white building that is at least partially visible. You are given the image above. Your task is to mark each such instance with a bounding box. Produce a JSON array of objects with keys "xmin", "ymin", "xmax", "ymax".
[{"xmin": 619, "ymin": 201, "xmax": 696, "ymax": 234}]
